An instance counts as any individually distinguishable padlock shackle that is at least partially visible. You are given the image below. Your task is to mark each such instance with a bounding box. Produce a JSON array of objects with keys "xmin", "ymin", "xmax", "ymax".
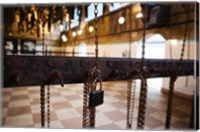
[{"xmin": 92, "ymin": 76, "xmax": 102, "ymax": 91}]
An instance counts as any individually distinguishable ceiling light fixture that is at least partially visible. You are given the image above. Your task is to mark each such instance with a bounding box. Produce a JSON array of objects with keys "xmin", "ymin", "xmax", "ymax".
[
  {"xmin": 89, "ymin": 26, "xmax": 94, "ymax": 32},
  {"xmin": 61, "ymin": 34, "xmax": 67, "ymax": 42},
  {"xmin": 118, "ymin": 16, "xmax": 125, "ymax": 25},
  {"xmin": 77, "ymin": 30, "xmax": 83, "ymax": 35},
  {"xmin": 136, "ymin": 12, "xmax": 143, "ymax": 19},
  {"xmin": 72, "ymin": 31, "xmax": 77, "ymax": 37}
]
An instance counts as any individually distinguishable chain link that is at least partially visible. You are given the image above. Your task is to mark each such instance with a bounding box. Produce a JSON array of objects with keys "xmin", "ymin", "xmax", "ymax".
[
  {"xmin": 165, "ymin": 76, "xmax": 176, "ymax": 128},
  {"xmin": 126, "ymin": 80, "xmax": 136, "ymax": 128},
  {"xmin": 130, "ymin": 80, "xmax": 136, "ymax": 126},
  {"xmin": 141, "ymin": 18, "xmax": 146, "ymax": 66},
  {"xmin": 47, "ymin": 85, "xmax": 50, "ymax": 128},
  {"xmin": 94, "ymin": 3, "xmax": 99, "ymax": 68},
  {"xmin": 127, "ymin": 80, "xmax": 132, "ymax": 128},
  {"xmin": 42, "ymin": 10, "xmax": 45, "ymax": 55},
  {"xmin": 165, "ymin": 5, "xmax": 190, "ymax": 129},
  {"xmin": 82, "ymin": 81, "xmax": 89, "ymax": 128},
  {"xmin": 126, "ymin": 4, "xmax": 136, "ymax": 129},
  {"xmin": 40, "ymin": 10, "xmax": 45, "ymax": 126},
  {"xmin": 128, "ymin": 4, "xmax": 132, "ymax": 58},
  {"xmin": 137, "ymin": 15, "xmax": 148, "ymax": 129},
  {"xmin": 91, "ymin": 4, "xmax": 98, "ymax": 127},
  {"xmin": 180, "ymin": 5, "xmax": 190, "ymax": 61},
  {"xmin": 82, "ymin": 78, "xmax": 96, "ymax": 128},
  {"xmin": 137, "ymin": 74, "xmax": 148, "ymax": 129},
  {"xmin": 40, "ymin": 8, "xmax": 50, "ymax": 127},
  {"xmin": 40, "ymin": 86, "xmax": 45, "ymax": 127},
  {"xmin": 82, "ymin": 3, "xmax": 100, "ymax": 128}
]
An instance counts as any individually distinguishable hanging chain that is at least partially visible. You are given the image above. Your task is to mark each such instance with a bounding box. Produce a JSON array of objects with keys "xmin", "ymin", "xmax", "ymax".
[
  {"xmin": 42, "ymin": 10, "xmax": 45, "ymax": 55},
  {"xmin": 40, "ymin": 85, "xmax": 51, "ymax": 128},
  {"xmin": 180, "ymin": 5, "xmax": 190, "ymax": 61},
  {"xmin": 127, "ymin": 80, "xmax": 132, "ymax": 128},
  {"xmin": 128, "ymin": 4, "xmax": 132, "ymax": 58},
  {"xmin": 40, "ymin": 8, "xmax": 50, "ymax": 128},
  {"xmin": 165, "ymin": 73, "xmax": 177, "ymax": 128},
  {"xmin": 165, "ymin": 5, "xmax": 190, "ymax": 129},
  {"xmin": 130, "ymin": 81, "xmax": 136, "ymax": 125},
  {"xmin": 47, "ymin": 85, "xmax": 50, "ymax": 127},
  {"xmin": 42, "ymin": 25, "xmax": 45, "ymax": 55},
  {"xmin": 137, "ymin": 15, "xmax": 148, "ymax": 129},
  {"xmin": 127, "ymin": 80, "xmax": 136, "ymax": 128},
  {"xmin": 94, "ymin": 3, "xmax": 99, "ymax": 68},
  {"xmin": 137, "ymin": 75, "xmax": 147, "ymax": 129},
  {"xmin": 40, "ymin": 9, "xmax": 46, "ymax": 127},
  {"xmin": 40, "ymin": 85, "xmax": 45, "ymax": 127},
  {"xmin": 126, "ymin": 4, "xmax": 136, "ymax": 129},
  {"xmin": 82, "ymin": 72, "xmax": 98, "ymax": 128},
  {"xmin": 82, "ymin": 4, "xmax": 99, "ymax": 128},
  {"xmin": 89, "ymin": 82, "xmax": 96, "ymax": 127},
  {"xmin": 82, "ymin": 81, "xmax": 90, "ymax": 128},
  {"xmin": 141, "ymin": 18, "xmax": 146, "ymax": 66}
]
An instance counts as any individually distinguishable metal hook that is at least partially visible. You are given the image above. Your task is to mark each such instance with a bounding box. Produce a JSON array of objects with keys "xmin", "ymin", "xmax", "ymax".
[{"xmin": 51, "ymin": 72, "xmax": 64, "ymax": 87}]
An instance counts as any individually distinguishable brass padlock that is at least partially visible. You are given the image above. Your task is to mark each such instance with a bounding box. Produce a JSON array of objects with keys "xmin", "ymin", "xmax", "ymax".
[{"xmin": 89, "ymin": 78, "xmax": 104, "ymax": 107}]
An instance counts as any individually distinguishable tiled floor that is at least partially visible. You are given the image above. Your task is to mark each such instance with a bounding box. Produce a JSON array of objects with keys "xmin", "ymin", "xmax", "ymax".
[{"xmin": 1, "ymin": 80, "xmax": 193, "ymax": 130}]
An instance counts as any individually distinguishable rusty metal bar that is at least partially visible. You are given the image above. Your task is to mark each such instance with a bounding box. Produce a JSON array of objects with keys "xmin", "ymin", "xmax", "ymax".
[{"xmin": 3, "ymin": 55, "xmax": 196, "ymax": 88}]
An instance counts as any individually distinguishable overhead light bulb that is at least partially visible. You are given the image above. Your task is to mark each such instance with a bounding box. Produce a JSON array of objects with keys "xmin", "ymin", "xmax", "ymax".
[
  {"xmin": 72, "ymin": 31, "xmax": 77, "ymax": 37},
  {"xmin": 118, "ymin": 16, "xmax": 125, "ymax": 25},
  {"xmin": 136, "ymin": 12, "xmax": 143, "ymax": 19},
  {"xmin": 61, "ymin": 34, "xmax": 67, "ymax": 42},
  {"xmin": 89, "ymin": 26, "xmax": 94, "ymax": 32},
  {"xmin": 77, "ymin": 30, "xmax": 83, "ymax": 35}
]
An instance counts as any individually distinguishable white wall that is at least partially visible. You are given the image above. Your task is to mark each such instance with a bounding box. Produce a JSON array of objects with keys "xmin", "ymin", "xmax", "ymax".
[{"xmin": 65, "ymin": 41, "xmax": 137, "ymax": 58}]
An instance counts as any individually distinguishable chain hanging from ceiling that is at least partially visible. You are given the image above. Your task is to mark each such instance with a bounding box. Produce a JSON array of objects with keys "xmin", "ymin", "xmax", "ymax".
[
  {"xmin": 136, "ymin": 11, "xmax": 149, "ymax": 129},
  {"xmin": 126, "ymin": 4, "xmax": 136, "ymax": 129},
  {"xmin": 40, "ymin": 9, "xmax": 51, "ymax": 128},
  {"xmin": 40, "ymin": 85, "xmax": 45, "ymax": 127},
  {"xmin": 40, "ymin": 84, "xmax": 51, "ymax": 128},
  {"xmin": 126, "ymin": 79, "xmax": 136, "ymax": 128},
  {"xmin": 165, "ymin": 4, "xmax": 190, "ymax": 129},
  {"xmin": 82, "ymin": 3, "xmax": 104, "ymax": 128}
]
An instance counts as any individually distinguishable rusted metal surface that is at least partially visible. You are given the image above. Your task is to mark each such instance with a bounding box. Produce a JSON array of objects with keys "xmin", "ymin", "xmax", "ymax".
[{"xmin": 3, "ymin": 55, "xmax": 196, "ymax": 88}]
